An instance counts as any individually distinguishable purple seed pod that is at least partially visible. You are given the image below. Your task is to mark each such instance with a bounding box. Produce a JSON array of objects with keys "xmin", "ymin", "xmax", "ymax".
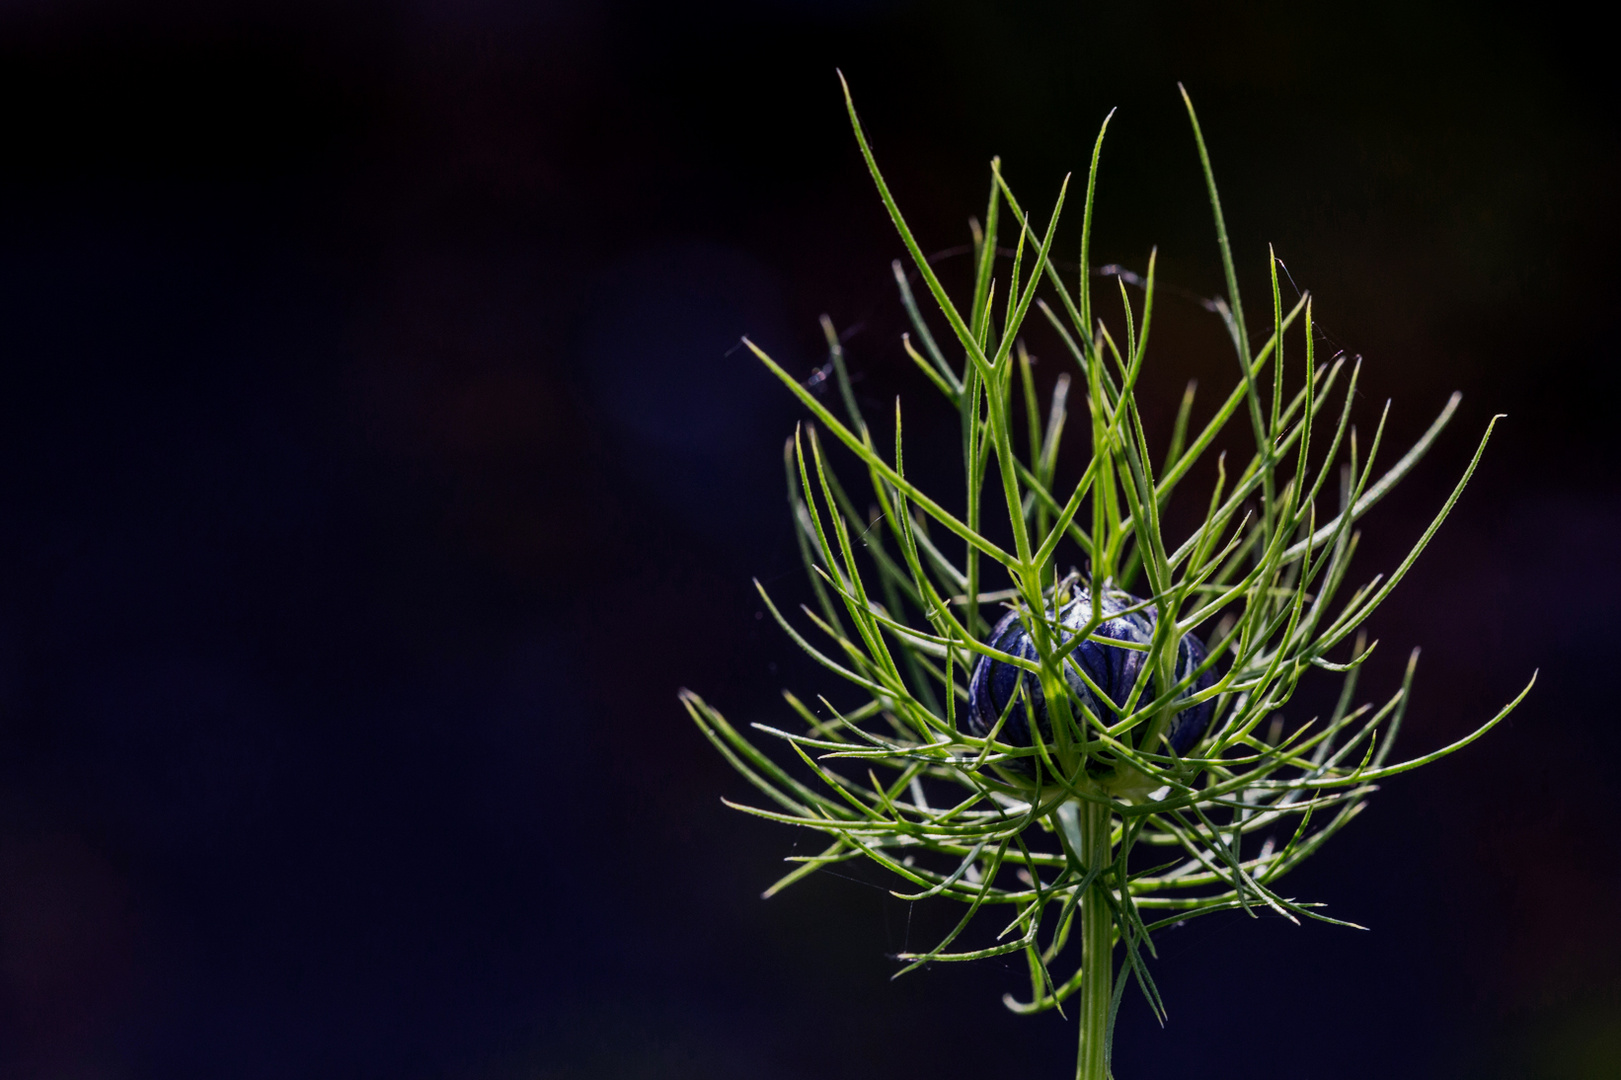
[{"xmin": 966, "ymin": 589, "xmax": 1217, "ymax": 769}]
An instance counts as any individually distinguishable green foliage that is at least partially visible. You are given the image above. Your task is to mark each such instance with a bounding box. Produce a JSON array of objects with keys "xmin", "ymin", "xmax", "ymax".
[{"xmin": 680, "ymin": 77, "xmax": 1533, "ymax": 1079}]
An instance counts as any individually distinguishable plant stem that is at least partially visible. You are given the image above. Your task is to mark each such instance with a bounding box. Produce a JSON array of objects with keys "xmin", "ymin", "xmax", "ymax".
[{"xmin": 1076, "ymin": 799, "xmax": 1113, "ymax": 1080}]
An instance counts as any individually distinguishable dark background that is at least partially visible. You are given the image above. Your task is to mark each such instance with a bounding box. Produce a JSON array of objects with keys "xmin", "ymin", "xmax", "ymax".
[{"xmin": 1, "ymin": 2, "xmax": 1616, "ymax": 1077}]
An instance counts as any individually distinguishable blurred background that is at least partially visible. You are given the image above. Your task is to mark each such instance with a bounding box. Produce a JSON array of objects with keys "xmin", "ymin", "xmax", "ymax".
[{"xmin": 0, "ymin": 1, "xmax": 1615, "ymax": 1077}]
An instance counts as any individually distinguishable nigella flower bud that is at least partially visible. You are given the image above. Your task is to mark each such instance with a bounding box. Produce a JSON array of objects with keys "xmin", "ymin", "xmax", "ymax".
[{"xmin": 966, "ymin": 589, "xmax": 1217, "ymax": 770}]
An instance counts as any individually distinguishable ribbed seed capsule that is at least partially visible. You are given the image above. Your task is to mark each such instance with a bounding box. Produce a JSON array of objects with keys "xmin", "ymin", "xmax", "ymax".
[{"xmin": 965, "ymin": 589, "xmax": 1217, "ymax": 771}]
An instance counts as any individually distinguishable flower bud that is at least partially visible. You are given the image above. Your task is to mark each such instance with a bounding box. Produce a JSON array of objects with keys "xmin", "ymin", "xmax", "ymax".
[{"xmin": 966, "ymin": 589, "xmax": 1216, "ymax": 770}]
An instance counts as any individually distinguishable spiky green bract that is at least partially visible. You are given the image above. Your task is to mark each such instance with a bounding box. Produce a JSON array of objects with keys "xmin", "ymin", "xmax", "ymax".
[{"xmin": 679, "ymin": 77, "xmax": 1533, "ymax": 1080}]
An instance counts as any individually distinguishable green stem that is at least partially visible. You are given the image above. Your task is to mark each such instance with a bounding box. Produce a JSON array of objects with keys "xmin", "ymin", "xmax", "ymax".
[{"xmin": 1076, "ymin": 799, "xmax": 1114, "ymax": 1080}]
